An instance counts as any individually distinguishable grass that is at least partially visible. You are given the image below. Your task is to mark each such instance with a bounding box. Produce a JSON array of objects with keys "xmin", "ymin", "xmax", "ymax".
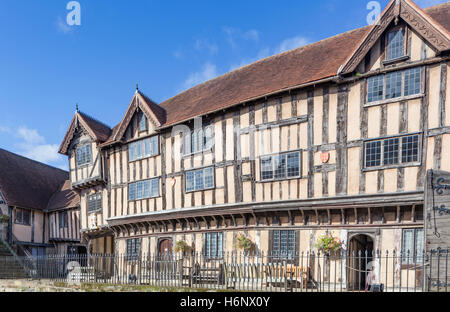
[{"xmin": 51, "ymin": 281, "xmax": 241, "ymax": 292}]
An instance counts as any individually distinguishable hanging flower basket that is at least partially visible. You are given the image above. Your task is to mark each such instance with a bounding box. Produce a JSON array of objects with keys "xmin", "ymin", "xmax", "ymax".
[
  {"xmin": 234, "ymin": 234, "xmax": 255, "ymax": 254},
  {"xmin": 0, "ymin": 215, "xmax": 10, "ymax": 223},
  {"xmin": 315, "ymin": 232, "xmax": 343, "ymax": 258},
  {"xmin": 174, "ymin": 240, "xmax": 192, "ymax": 254}
]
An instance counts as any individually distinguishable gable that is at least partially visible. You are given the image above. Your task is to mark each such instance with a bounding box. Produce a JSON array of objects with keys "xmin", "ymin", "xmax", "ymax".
[
  {"xmin": 355, "ymin": 20, "xmax": 438, "ymax": 74},
  {"xmin": 59, "ymin": 112, "xmax": 111, "ymax": 155},
  {"xmin": 106, "ymin": 91, "xmax": 165, "ymax": 144},
  {"xmin": 341, "ymin": 0, "xmax": 450, "ymax": 75}
]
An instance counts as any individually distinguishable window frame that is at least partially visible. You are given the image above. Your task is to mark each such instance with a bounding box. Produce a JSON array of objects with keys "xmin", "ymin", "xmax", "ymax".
[
  {"xmin": 363, "ymin": 133, "xmax": 422, "ymax": 171},
  {"xmin": 59, "ymin": 211, "xmax": 69, "ymax": 229},
  {"xmin": 401, "ymin": 228, "xmax": 424, "ymax": 266},
  {"xmin": 204, "ymin": 232, "xmax": 223, "ymax": 260},
  {"xmin": 185, "ymin": 167, "xmax": 215, "ymax": 193},
  {"xmin": 139, "ymin": 113, "xmax": 147, "ymax": 132},
  {"xmin": 126, "ymin": 238, "xmax": 141, "ymax": 261},
  {"xmin": 14, "ymin": 208, "xmax": 31, "ymax": 226},
  {"xmin": 128, "ymin": 178, "xmax": 160, "ymax": 201},
  {"xmin": 385, "ymin": 27, "xmax": 407, "ymax": 61},
  {"xmin": 259, "ymin": 150, "xmax": 302, "ymax": 182},
  {"xmin": 365, "ymin": 67, "xmax": 423, "ymax": 106},
  {"xmin": 87, "ymin": 193, "xmax": 102, "ymax": 213},
  {"xmin": 270, "ymin": 230, "xmax": 298, "ymax": 264},
  {"xmin": 76, "ymin": 143, "xmax": 92, "ymax": 167},
  {"xmin": 128, "ymin": 135, "xmax": 160, "ymax": 162},
  {"xmin": 183, "ymin": 125, "xmax": 214, "ymax": 156}
]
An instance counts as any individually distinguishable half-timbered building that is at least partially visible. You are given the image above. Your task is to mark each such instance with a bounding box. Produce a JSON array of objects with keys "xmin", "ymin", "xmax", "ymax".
[
  {"xmin": 59, "ymin": 0, "xmax": 450, "ymax": 288},
  {"xmin": 0, "ymin": 148, "xmax": 81, "ymax": 256}
]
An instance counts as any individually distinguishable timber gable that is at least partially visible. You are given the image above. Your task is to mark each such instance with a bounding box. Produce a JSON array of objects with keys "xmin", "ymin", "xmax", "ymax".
[{"xmin": 342, "ymin": 0, "xmax": 450, "ymax": 75}]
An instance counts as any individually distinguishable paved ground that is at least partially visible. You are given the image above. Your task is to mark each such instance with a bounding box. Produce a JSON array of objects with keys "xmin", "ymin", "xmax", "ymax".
[{"xmin": 0, "ymin": 279, "xmax": 229, "ymax": 292}]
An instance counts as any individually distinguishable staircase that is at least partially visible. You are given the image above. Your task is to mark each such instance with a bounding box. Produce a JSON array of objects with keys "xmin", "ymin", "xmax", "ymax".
[{"xmin": 0, "ymin": 240, "xmax": 28, "ymax": 279}]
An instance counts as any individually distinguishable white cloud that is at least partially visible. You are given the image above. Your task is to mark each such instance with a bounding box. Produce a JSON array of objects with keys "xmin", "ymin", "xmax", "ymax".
[
  {"xmin": 276, "ymin": 36, "xmax": 310, "ymax": 53},
  {"xmin": 17, "ymin": 127, "xmax": 45, "ymax": 145},
  {"xmin": 229, "ymin": 35, "xmax": 309, "ymax": 71},
  {"xmin": 22, "ymin": 144, "xmax": 63, "ymax": 164},
  {"xmin": 183, "ymin": 62, "xmax": 219, "ymax": 90},
  {"xmin": 0, "ymin": 126, "xmax": 11, "ymax": 134},
  {"xmin": 0, "ymin": 126, "xmax": 67, "ymax": 167},
  {"xmin": 195, "ymin": 39, "xmax": 219, "ymax": 55},
  {"xmin": 415, "ymin": 0, "xmax": 447, "ymax": 8},
  {"xmin": 56, "ymin": 16, "xmax": 72, "ymax": 34},
  {"xmin": 223, "ymin": 27, "xmax": 259, "ymax": 49}
]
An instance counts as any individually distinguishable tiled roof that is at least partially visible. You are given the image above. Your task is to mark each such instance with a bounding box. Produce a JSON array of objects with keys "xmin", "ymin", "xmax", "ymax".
[
  {"xmin": 77, "ymin": 111, "xmax": 112, "ymax": 142},
  {"xmin": 156, "ymin": 3, "xmax": 449, "ymax": 127},
  {"xmin": 0, "ymin": 149, "xmax": 69, "ymax": 210},
  {"xmin": 46, "ymin": 180, "xmax": 80, "ymax": 211},
  {"xmin": 65, "ymin": 2, "xmax": 450, "ymax": 145}
]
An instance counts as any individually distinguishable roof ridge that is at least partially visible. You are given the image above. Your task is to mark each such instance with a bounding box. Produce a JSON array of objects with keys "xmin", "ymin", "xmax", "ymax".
[
  {"xmin": 78, "ymin": 110, "xmax": 112, "ymax": 130},
  {"xmin": 0, "ymin": 148, "xmax": 68, "ymax": 174},
  {"xmin": 161, "ymin": 2, "xmax": 447, "ymax": 106},
  {"xmin": 161, "ymin": 26, "xmax": 371, "ymax": 106}
]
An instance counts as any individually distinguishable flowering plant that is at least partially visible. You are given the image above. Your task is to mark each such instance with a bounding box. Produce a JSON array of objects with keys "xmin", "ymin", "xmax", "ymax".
[
  {"xmin": 234, "ymin": 234, "xmax": 255, "ymax": 252},
  {"xmin": 0, "ymin": 215, "xmax": 9, "ymax": 223},
  {"xmin": 174, "ymin": 240, "xmax": 191, "ymax": 253},
  {"xmin": 315, "ymin": 232, "xmax": 343, "ymax": 253}
]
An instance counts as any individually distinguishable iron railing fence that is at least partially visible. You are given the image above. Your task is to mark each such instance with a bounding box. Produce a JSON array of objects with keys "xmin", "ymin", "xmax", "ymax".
[{"xmin": 0, "ymin": 249, "xmax": 449, "ymax": 292}]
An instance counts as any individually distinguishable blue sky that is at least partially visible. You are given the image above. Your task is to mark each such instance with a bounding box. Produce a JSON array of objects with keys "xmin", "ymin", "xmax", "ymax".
[{"xmin": 0, "ymin": 0, "xmax": 446, "ymax": 170}]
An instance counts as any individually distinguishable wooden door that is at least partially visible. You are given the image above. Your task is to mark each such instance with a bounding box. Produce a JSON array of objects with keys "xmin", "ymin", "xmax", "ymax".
[{"xmin": 159, "ymin": 239, "xmax": 172, "ymax": 255}]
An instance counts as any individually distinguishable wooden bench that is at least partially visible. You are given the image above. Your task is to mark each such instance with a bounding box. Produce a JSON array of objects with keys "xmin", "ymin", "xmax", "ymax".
[
  {"xmin": 191, "ymin": 263, "xmax": 225, "ymax": 285},
  {"xmin": 264, "ymin": 264, "xmax": 309, "ymax": 288}
]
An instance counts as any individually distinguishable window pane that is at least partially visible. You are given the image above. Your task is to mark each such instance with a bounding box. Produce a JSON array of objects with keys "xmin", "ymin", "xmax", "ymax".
[
  {"xmin": 287, "ymin": 152, "xmax": 300, "ymax": 177},
  {"xmin": 387, "ymin": 29, "xmax": 404, "ymax": 60},
  {"xmin": 404, "ymin": 67, "xmax": 421, "ymax": 96},
  {"xmin": 402, "ymin": 229, "xmax": 414, "ymax": 262},
  {"xmin": 204, "ymin": 126, "xmax": 213, "ymax": 150},
  {"xmin": 272, "ymin": 230, "xmax": 280, "ymax": 257},
  {"xmin": 151, "ymin": 179, "xmax": 159, "ymax": 197},
  {"xmin": 415, "ymin": 229, "xmax": 424, "ymax": 264},
  {"xmin": 129, "ymin": 183, "xmax": 136, "ymax": 201},
  {"xmin": 136, "ymin": 141, "xmax": 142, "ymax": 159},
  {"xmin": 368, "ymin": 75, "xmax": 384, "ymax": 102},
  {"xmin": 186, "ymin": 172, "xmax": 195, "ymax": 192},
  {"xmin": 217, "ymin": 233, "xmax": 223, "ymax": 258},
  {"xmin": 365, "ymin": 141, "xmax": 382, "ymax": 167},
  {"xmin": 273, "ymin": 155, "xmax": 287, "ymax": 179},
  {"xmin": 151, "ymin": 136, "xmax": 158, "ymax": 155},
  {"xmin": 184, "ymin": 132, "xmax": 191, "ymax": 155},
  {"xmin": 261, "ymin": 156, "xmax": 273, "ymax": 180},
  {"xmin": 137, "ymin": 181, "xmax": 144, "ymax": 199},
  {"xmin": 144, "ymin": 139, "xmax": 151, "ymax": 157},
  {"xmin": 198, "ymin": 129, "xmax": 204, "ymax": 152},
  {"xmin": 401, "ymin": 135, "xmax": 419, "ymax": 163},
  {"xmin": 195, "ymin": 170, "xmax": 204, "ymax": 190},
  {"xmin": 23, "ymin": 210, "xmax": 30, "ymax": 225},
  {"xmin": 204, "ymin": 167, "xmax": 214, "ymax": 189},
  {"xmin": 143, "ymin": 180, "xmax": 150, "ymax": 198},
  {"xmin": 191, "ymin": 131, "xmax": 198, "ymax": 153},
  {"xmin": 385, "ymin": 71, "xmax": 402, "ymax": 99},
  {"xmin": 383, "ymin": 138, "xmax": 399, "ymax": 165},
  {"xmin": 129, "ymin": 143, "xmax": 136, "ymax": 161},
  {"xmin": 140, "ymin": 115, "xmax": 147, "ymax": 131}
]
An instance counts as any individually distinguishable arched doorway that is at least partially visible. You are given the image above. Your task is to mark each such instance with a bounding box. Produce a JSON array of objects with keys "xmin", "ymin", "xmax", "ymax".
[
  {"xmin": 348, "ymin": 234, "xmax": 374, "ymax": 291},
  {"xmin": 158, "ymin": 238, "xmax": 173, "ymax": 255}
]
